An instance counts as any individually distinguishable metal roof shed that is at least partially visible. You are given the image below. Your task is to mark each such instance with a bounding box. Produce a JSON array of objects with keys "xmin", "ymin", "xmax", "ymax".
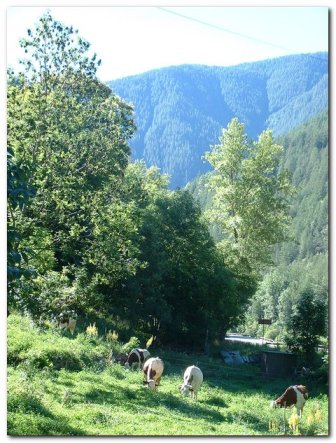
[{"xmin": 261, "ymin": 350, "xmax": 297, "ymax": 378}]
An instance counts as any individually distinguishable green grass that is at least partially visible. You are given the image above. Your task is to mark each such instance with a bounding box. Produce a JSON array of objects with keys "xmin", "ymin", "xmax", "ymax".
[{"xmin": 7, "ymin": 314, "xmax": 329, "ymax": 436}]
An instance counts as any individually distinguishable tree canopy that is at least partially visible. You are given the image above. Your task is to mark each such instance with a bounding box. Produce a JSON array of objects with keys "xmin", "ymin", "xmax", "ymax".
[{"xmin": 204, "ymin": 118, "xmax": 293, "ymax": 276}]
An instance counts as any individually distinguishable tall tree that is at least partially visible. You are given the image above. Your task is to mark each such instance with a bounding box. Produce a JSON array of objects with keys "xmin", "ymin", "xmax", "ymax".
[
  {"xmin": 204, "ymin": 118, "xmax": 294, "ymax": 276},
  {"xmin": 7, "ymin": 12, "xmax": 138, "ymax": 316}
]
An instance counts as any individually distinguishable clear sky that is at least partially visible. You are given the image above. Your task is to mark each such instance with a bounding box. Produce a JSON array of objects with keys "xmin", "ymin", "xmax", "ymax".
[{"xmin": 6, "ymin": 5, "xmax": 329, "ymax": 82}]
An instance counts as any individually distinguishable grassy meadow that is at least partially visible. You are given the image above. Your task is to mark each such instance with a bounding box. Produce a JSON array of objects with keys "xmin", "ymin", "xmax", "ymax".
[{"xmin": 7, "ymin": 313, "xmax": 328, "ymax": 436}]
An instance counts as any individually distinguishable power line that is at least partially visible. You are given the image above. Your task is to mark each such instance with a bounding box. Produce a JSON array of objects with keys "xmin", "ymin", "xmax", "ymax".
[{"xmin": 156, "ymin": 7, "xmax": 328, "ymax": 64}]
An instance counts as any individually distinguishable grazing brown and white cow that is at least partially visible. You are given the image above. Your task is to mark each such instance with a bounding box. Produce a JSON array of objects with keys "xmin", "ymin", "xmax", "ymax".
[
  {"xmin": 124, "ymin": 348, "xmax": 150, "ymax": 370},
  {"xmin": 143, "ymin": 357, "xmax": 164, "ymax": 390},
  {"xmin": 57, "ymin": 312, "xmax": 77, "ymax": 335},
  {"xmin": 179, "ymin": 365, "xmax": 203, "ymax": 400},
  {"xmin": 271, "ymin": 385, "xmax": 309, "ymax": 417}
]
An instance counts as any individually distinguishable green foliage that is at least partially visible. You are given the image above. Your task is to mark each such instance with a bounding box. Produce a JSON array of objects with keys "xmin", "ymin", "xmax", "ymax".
[
  {"xmin": 284, "ymin": 288, "xmax": 327, "ymax": 365},
  {"xmin": 7, "ymin": 147, "xmax": 36, "ymax": 302},
  {"xmin": 204, "ymin": 118, "xmax": 293, "ymax": 275},
  {"xmin": 7, "ymin": 11, "xmax": 139, "ymax": 315},
  {"xmin": 242, "ymin": 112, "xmax": 328, "ymax": 343},
  {"xmin": 188, "ymin": 112, "xmax": 328, "ymax": 356},
  {"xmin": 121, "ymin": 336, "xmax": 141, "ymax": 353},
  {"xmin": 110, "ymin": 161, "xmax": 253, "ymax": 348}
]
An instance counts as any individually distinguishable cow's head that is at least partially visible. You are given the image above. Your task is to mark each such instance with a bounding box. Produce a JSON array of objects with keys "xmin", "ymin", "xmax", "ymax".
[
  {"xmin": 147, "ymin": 379, "xmax": 156, "ymax": 390},
  {"xmin": 144, "ymin": 379, "xmax": 156, "ymax": 390},
  {"xmin": 271, "ymin": 400, "xmax": 281, "ymax": 409},
  {"xmin": 179, "ymin": 383, "xmax": 193, "ymax": 396}
]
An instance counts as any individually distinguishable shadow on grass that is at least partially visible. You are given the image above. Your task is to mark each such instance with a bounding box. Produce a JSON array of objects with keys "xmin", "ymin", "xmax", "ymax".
[
  {"xmin": 7, "ymin": 392, "xmax": 85, "ymax": 436},
  {"xmin": 203, "ymin": 395, "xmax": 229, "ymax": 408},
  {"xmin": 8, "ymin": 413, "xmax": 86, "ymax": 436},
  {"xmin": 222, "ymin": 410, "xmax": 270, "ymax": 433},
  {"xmin": 8, "ymin": 391, "xmax": 54, "ymax": 418},
  {"xmin": 83, "ymin": 384, "xmax": 224, "ymax": 423}
]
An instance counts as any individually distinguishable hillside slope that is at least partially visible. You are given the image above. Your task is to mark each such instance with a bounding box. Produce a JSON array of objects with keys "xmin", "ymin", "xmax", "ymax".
[
  {"xmin": 109, "ymin": 53, "xmax": 328, "ymax": 188},
  {"xmin": 7, "ymin": 313, "xmax": 328, "ymax": 436}
]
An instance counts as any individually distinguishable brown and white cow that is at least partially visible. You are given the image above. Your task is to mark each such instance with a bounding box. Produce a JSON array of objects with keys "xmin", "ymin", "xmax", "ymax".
[
  {"xmin": 124, "ymin": 348, "xmax": 150, "ymax": 370},
  {"xmin": 57, "ymin": 313, "xmax": 77, "ymax": 335},
  {"xmin": 271, "ymin": 385, "xmax": 309, "ymax": 417},
  {"xmin": 143, "ymin": 357, "xmax": 164, "ymax": 390}
]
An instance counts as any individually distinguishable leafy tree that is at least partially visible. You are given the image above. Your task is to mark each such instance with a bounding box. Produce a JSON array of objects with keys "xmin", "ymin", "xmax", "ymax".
[
  {"xmin": 7, "ymin": 12, "xmax": 138, "ymax": 316},
  {"xmin": 204, "ymin": 117, "xmax": 294, "ymax": 275},
  {"xmin": 7, "ymin": 147, "xmax": 36, "ymax": 310},
  {"xmin": 98, "ymin": 161, "xmax": 250, "ymax": 349},
  {"xmin": 285, "ymin": 288, "xmax": 327, "ymax": 365}
]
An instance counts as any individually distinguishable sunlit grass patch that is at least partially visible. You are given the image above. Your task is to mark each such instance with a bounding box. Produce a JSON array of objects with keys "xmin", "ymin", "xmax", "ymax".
[{"xmin": 7, "ymin": 313, "xmax": 329, "ymax": 436}]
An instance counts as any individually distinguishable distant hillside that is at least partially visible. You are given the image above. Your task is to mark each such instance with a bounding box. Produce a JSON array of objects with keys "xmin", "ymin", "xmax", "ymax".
[
  {"xmin": 109, "ymin": 53, "xmax": 328, "ymax": 188},
  {"xmin": 276, "ymin": 110, "xmax": 328, "ymax": 264}
]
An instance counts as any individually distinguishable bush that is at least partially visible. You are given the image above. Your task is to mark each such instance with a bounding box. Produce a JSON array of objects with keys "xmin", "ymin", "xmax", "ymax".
[
  {"xmin": 8, "ymin": 313, "xmax": 113, "ymax": 372},
  {"xmin": 24, "ymin": 348, "xmax": 83, "ymax": 371},
  {"xmin": 121, "ymin": 336, "xmax": 140, "ymax": 353},
  {"xmin": 285, "ymin": 288, "xmax": 326, "ymax": 365},
  {"xmin": 7, "ymin": 313, "xmax": 40, "ymax": 365}
]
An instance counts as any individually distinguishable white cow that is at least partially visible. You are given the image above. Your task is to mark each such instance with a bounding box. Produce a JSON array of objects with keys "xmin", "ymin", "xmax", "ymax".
[
  {"xmin": 143, "ymin": 357, "xmax": 164, "ymax": 390},
  {"xmin": 179, "ymin": 365, "xmax": 203, "ymax": 400}
]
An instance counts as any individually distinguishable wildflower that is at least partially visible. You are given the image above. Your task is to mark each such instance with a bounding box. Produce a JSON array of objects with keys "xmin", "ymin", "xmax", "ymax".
[
  {"xmin": 106, "ymin": 330, "xmax": 118, "ymax": 342},
  {"xmin": 269, "ymin": 418, "xmax": 279, "ymax": 433},
  {"xmin": 86, "ymin": 322, "xmax": 98, "ymax": 337},
  {"xmin": 146, "ymin": 335, "xmax": 154, "ymax": 348},
  {"xmin": 288, "ymin": 411, "xmax": 300, "ymax": 435},
  {"xmin": 315, "ymin": 408, "xmax": 322, "ymax": 422},
  {"xmin": 307, "ymin": 411, "xmax": 315, "ymax": 426}
]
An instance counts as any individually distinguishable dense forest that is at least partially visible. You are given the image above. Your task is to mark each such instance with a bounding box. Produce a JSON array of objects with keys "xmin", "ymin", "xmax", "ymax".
[
  {"xmin": 7, "ymin": 11, "xmax": 328, "ymax": 369},
  {"xmin": 187, "ymin": 110, "xmax": 328, "ymax": 359},
  {"xmin": 109, "ymin": 54, "xmax": 328, "ymax": 188}
]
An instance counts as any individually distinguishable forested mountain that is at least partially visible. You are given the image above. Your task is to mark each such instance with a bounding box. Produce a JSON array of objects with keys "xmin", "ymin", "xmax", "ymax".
[
  {"xmin": 109, "ymin": 53, "xmax": 328, "ymax": 188},
  {"xmin": 187, "ymin": 110, "xmax": 328, "ymax": 340}
]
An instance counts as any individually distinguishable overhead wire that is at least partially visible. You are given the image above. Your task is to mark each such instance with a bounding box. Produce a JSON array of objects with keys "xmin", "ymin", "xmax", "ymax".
[{"xmin": 156, "ymin": 7, "xmax": 328, "ymax": 64}]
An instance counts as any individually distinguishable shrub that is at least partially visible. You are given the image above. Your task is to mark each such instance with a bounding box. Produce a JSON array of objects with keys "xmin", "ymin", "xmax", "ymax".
[{"xmin": 121, "ymin": 336, "xmax": 140, "ymax": 353}]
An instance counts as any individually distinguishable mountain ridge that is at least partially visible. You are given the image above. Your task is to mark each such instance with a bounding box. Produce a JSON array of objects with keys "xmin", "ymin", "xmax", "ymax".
[{"xmin": 109, "ymin": 52, "xmax": 328, "ymax": 188}]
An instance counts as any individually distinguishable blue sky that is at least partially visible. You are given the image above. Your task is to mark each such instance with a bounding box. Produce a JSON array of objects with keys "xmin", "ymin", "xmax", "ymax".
[{"xmin": 7, "ymin": 5, "xmax": 329, "ymax": 81}]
